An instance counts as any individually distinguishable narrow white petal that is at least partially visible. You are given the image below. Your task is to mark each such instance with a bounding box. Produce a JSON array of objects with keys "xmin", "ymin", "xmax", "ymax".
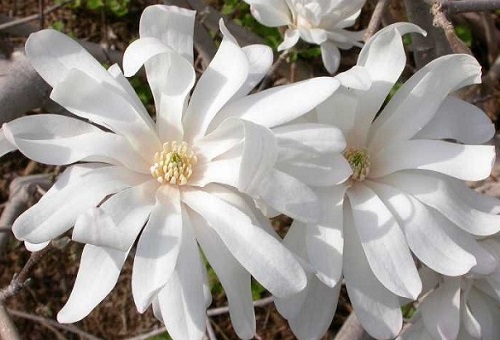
[
  {"xmin": 278, "ymin": 29, "xmax": 300, "ymax": 51},
  {"xmin": 467, "ymin": 289, "xmax": 496, "ymax": 340},
  {"xmin": 461, "ymin": 295, "xmax": 482, "ymax": 338},
  {"xmin": 215, "ymin": 77, "xmax": 340, "ymax": 129},
  {"xmin": 347, "ymin": 184, "xmax": 421, "ymax": 299},
  {"xmin": 2, "ymin": 115, "xmax": 149, "ymax": 172},
  {"xmin": 24, "ymin": 241, "xmax": 50, "ymax": 252},
  {"xmin": 189, "ymin": 157, "xmax": 241, "ymax": 188},
  {"xmin": 299, "ymin": 28, "xmax": 328, "ymax": 45},
  {"xmin": 183, "ymin": 20, "xmax": 249, "ymax": 142},
  {"xmin": 13, "ymin": 166, "xmax": 147, "ymax": 244},
  {"xmin": 370, "ymin": 140, "xmax": 495, "ymax": 181},
  {"xmin": 51, "ymin": 68, "xmax": 159, "ymax": 156},
  {"xmin": 306, "ymin": 186, "xmax": 346, "ymax": 287},
  {"xmin": 352, "ymin": 23, "xmax": 426, "ymax": 146},
  {"xmin": 25, "ymin": 29, "xmax": 117, "ymax": 88},
  {"xmin": 181, "ymin": 188, "xmax": 306, "ymax": 297},
  {"xmin": 57, "ymin": 245, "xmax": 128, "ymax": 323},
  {"xmin": 367, "ymin": 179, "xmax": 476, "ymax": 276},
  {"xmin": 132, "ymin": 185, "xmax": 183, "ymax": 313},
  {"xmin": 0, "ymin": 128, "xmax": 15, "ymax": 158},
  {"xmin": 245, "ymin": 0, "xmax": 291, "ymax": 27},
  {"xmin": 157, "ymin": 207, "xmax": 206, "ymax": 340},
  {"xmin": 320, "ymin": 41, "xmax": 341, "ymax": 74},
  {"xmin": 334, "ymin": 65, "xmax": 372, "ymax": 90},
  {"xmin": 415, "ymin": 96, "xmax": 494, "ymax": 144},
  {"xmin": 381, "ymin": 171, "xmax": 500, "ymax": 236},
  {"xmin": 139, "ymin": 4, "xmax": 196, "ymax": 63},
  {"xmin": 343, "ymin": 201, "xmax": 403, "ymax": 339},
  {"xmin": 190, "ymin": 209, "xmax": 255, "ymax": 339},
  {"xmin": 369, "ymin": 54, "xmax": 482, "ymax": 151},
  {"xmin": 314, "ymin": 86, "xmax": 358, "ymax": 135},
  {"xmin": 420, "ymin": 277, "xmax": 461, "ymax": 340},
  {"xmin": 194, "ymin": 119, "xmax": 244, "ymax": 162},
  {"xmin": 72, "ymin": 180, "xmax": 158, "ymax": 251}
]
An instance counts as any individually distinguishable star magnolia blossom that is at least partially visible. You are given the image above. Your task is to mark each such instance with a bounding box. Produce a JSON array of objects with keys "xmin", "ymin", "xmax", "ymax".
[
  {"xmin": 401, "ymin": 245, "xmax": 500, "ymax": 340},
  {"xmin": 0, "ymin": 5, "xmax": 344, "ymax": 339},
  {"xmin": 274, "ymin": 23, "xmax": 500, "ymax": 339},
  {"xmin": 244, "ymin": 0, "xmax": 365, "ymax": 73}
]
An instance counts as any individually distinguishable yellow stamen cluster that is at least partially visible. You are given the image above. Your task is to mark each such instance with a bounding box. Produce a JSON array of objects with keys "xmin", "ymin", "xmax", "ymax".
[
  {"xmin": 150, "ymin": 141, "xmax": 197, "ymax": 185},
  {"xmin": 344, "ymin": 147, "xmax": 371, "ymax": 181}
]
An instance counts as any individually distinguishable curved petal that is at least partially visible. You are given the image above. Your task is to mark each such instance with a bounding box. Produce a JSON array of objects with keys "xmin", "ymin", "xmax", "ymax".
[
  {"xmin": 157, "ymin": 207, "xmax": 206, "ymax": 340},
  {"xmin": 343, "ymin": 201, "xmax": 403, "ymax": 339},
  {"xmin": 13, "ymin": 166, "xmax": 148, "ymax": 244},
  {"xmin": 369, "ymin": 54, "xmax": 482, "ymax": 152},
  {"xmin": 351, "ymin": 23, "xmax": 426, "ymax": 147},
  {"xmin": 50, "ymin": 68, "xmax": 160, "ymax": 156},
  {"xmin": 467, "ymin": 289, "xmax": 496, "ymax": 340},
  {"xmin": 132, "ymin": 185, "xmax": 182, "ymax": 313},
  {"xmin": 415, "ymin": 96, "xmax": 495, "ymax": 144},
  {"xmin": 190, "ymin": 209, "xmax": 255, "ymax": 339},
  {"xmin": 366, "ymin": 179, "xmax": 476, "ymax": 276},
  {"xmin": 334, "ymin": 65, "xmax": 372, "ymax": 91},
  {"xmin": 245, "ymin": 0, "xmax": 291, "ymax": 27},
  {"xmin": 72, "ymin": 180, "xmax": 158, "ymax": 251},
  {"xmin": 57, "ymin": 245, "xmax": 128, "ymax": 323},
  {"xmin": 181, "ymin": 188, "xmax": 307, "ymax": 297},
  {"xmin": 215, "ymin": 77, "xmax": 340, "ymax": 129},
  {"xmin": 25, "ymin": 29, "xmax": 116, "ymax": 88},
  {"xmin": 299, "ymin": 28, "xmax": 328, "ymax": 45},
  {"xmin": 306, "ymin": 185, "xmax": 347, "ymax": 287},
  {"xmin": 381, "ymin": 171, "xmax": 500, "ymax": 236},
  {"xmin": 139, "ymin": 4, "xmax": 195, "ymax": 63},
  {"xmin": 189, "ymin": 157, "xmax": 241, "ymax": 188},
  {"xmin": 420, "ymin": 277, "xmax": 461, "ymax": 340},
  {"xmin": 370, "ymin": 140, "xmax": 495, "ymax": 181},
  {"xmin": 315, "ymin": 86, "xmax": 358, "ymax": 135},
  {"xmin": 183, "ymin": 20, "xmax": 249, "ymax": 142},
  {"xmin": 2, "ymin": 114, "xmax": 149, "ymax": 173},
  {"xmin": 320, "ymin": 41, "xmax": 341, "ymax": 74},
  {"xmin": 278, "ymin": 28, "xmax": 300, "ymax": 51},
  {"xmin": 346, "ymin": 184, "xmax": 421, "ymax": 299},
  {"xmin": 0, "ymin": 128, "xmax": 15, "ymax": 158}
]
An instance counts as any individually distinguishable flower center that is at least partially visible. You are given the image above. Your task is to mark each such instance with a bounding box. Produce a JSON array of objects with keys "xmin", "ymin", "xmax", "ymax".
[
  {"xmin": 150, "ymin": 141, "xmax": 197, "ymax": 185},
  {"xmin": 343, "ymin": 147, "xmax": 371, "ymax": 181}
]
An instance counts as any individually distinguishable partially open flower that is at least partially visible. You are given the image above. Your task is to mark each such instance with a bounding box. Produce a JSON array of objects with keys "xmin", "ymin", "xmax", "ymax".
[{"xmin": 244, "ymin": 0, "xmax": 366, "ymax": 73}]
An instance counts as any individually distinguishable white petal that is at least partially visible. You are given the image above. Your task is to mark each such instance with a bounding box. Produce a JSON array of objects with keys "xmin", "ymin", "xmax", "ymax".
[
  {"xmin": 366, "ymin": 179, "xmax": 476, "ymax": 276},
  {"xmin": 343, "ymin": 201, "xmax": 403, "ymax": 339},
  {"xmin": 249, "ymin": 168, "xmax": 320, "ymax": 223},
  {"xmin": 12, "ymin": 166, "xmax": 147, "ymax": 244},
  {"xmin": 369, "ymin": 54, "xmax": 482, "ymax": 152},
  {"xmin": 299, "ymin": 27, "xmax": 328, "ymax": 45},
  {"xmin": 314, "ymin": 86, "xmax": 358, "ymax": 135},
  {"xmin": 216, "ymin": 77, "xmax": 340, "ymax": 129},
  {"xmin": 334, "ymin": 65, "xmax": 372, "ymax": 90},
  {"xmin": 190, "ymin": 209, "xmax": 255, "ymax": 339},
  {"xmin": 274, "ymin": 123, "xmax": 346, "ymax": 155},
  {"xmin": 370, "ymin": 140, "xmax": 495, "ymax": 181},
  {"xmin": 50, "ymin": 68, "xmax": 159, "ymax": 156},
  {"xmin": 467, "ymin": 289, "xmax": 496, "ymax": 340},
  {"xmin": 24, "ymin": 241, "xmax": 50, "ymax": 252},
  {"xmin": 347, "ymin": 184, "xmax": 421, "ymax": 299},
  {"xmin": 132, "ymin": 185, "xmax": 183, "ymax": 313},
  {"xmin": 181, "ymin": 188, "xmax": 307, "ymax": 297},
  {"xmin": 306, "ymin": 186, "xmax": 346, "ymax": 287},
  {"xmin": 278, "ymin": 29, "xmax": 300, "ymax": 51},
  {"xmin": 189, "ymin": 157, "xmax": 241, "ymax": 188},
  {"xmin": 461, "ymin": 293, "xmax": 482, "ymax": 339},
  {"xmin": 351, "ymin": 23, "xmax": 426, "ymax": 146},
  {"xmin": 183, "ymin": 20, "xmax": 249, "ymax": 142},
  {"xmin": 0, "ymin": 128, "xmax": 15, "ymax": 158},
  {"xmin": 122, "ymin": 37, "xmax": 172, "ymax": 76},
  {"xmin": 57, "ymin": 245, "xmax": 128, "ymax": 323},
  {"xmin": 139, "ymin": 4, "xmax": 196, "ymax": 63},
  {"xmin": 381, "ymin": 171, "xmax": 500, "ymax": 236},
  {"xmin": 287, "ymin": 276, "xmax": 341, "ymax": 340},
  {"xmin": 157, "ymin": 209, "xmax": 206, "ymax": 340},
  {"xmin": 245, "ymin": 0, "xmax": 291, "ymax": 27},
  {"xmin": 420, "ymin": 277, "xmax": 461, "ymax": 340},
  {"xmin": 415, "ymin": 96, "xmax": 494, "ymax": 144},
  {"xmin": 72, "ymin": 180, "xmax": 158, "ymax": 251},
  {"xmin": 230, "ymin": 44, "xmax": 273, "ymax": 101},
  {"xmin": 2, "ymin": 115, "xmax": 149, "ymax": 172},
  {"xmin": 320, "ymin": 41, "xmax": 341, "ymax": 74},
  {"xmin": 25, "ymin": 29, "xmax": 116, "ymax": 88}
]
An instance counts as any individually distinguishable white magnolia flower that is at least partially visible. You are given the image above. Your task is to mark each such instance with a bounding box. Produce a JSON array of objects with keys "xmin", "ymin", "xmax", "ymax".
[
  {"xmin": 0, "ymin": 5, "xmax": 343, "ymax": 339},
  {"xmin": 274, "ymin": 22, "xmax": 500, "ymax": 339},
  {"xmin": 244, "ymin": 0, "xmax": 365, "ymax": 73},
  {"xmin": 401, "ymin": 242, "xmax": 500, "ymax": 340}
]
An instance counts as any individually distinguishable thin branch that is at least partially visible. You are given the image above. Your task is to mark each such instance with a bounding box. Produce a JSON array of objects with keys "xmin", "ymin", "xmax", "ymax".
[
  {"xmin": 0, "ymin": 245, "xmax": 52, "ymax": 302},
  {"xmin": 431, "ymin": 2, "xmax": 473, "ymax": 54},
  {"xmin": 257, "ymin": 50, "xmax": 292, "ymax": 91},
  {"xmin": 363, "ymin": 0, "xmax": 390, "ymax": 42},
  {"xmin": 0, "ymin": 305, "xmax": 20, "ymax": 340},
  {"xmin": 423, "ymin": 0, "xmax": 500, "ymax": 14},
  {"xmin": 0, "ymin": 0, "xmax": 73, "ymax": 31},
  {"xmin": 205, "ymin": 319, "xmax": 216, "ymax": 340},
  {"xmin": 7, "ymin": 309, "xmax": 102, "ymax": 340},
  {"xmin": 334, "ymin": 312, "xmax": 368, "ymax": 340}
]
